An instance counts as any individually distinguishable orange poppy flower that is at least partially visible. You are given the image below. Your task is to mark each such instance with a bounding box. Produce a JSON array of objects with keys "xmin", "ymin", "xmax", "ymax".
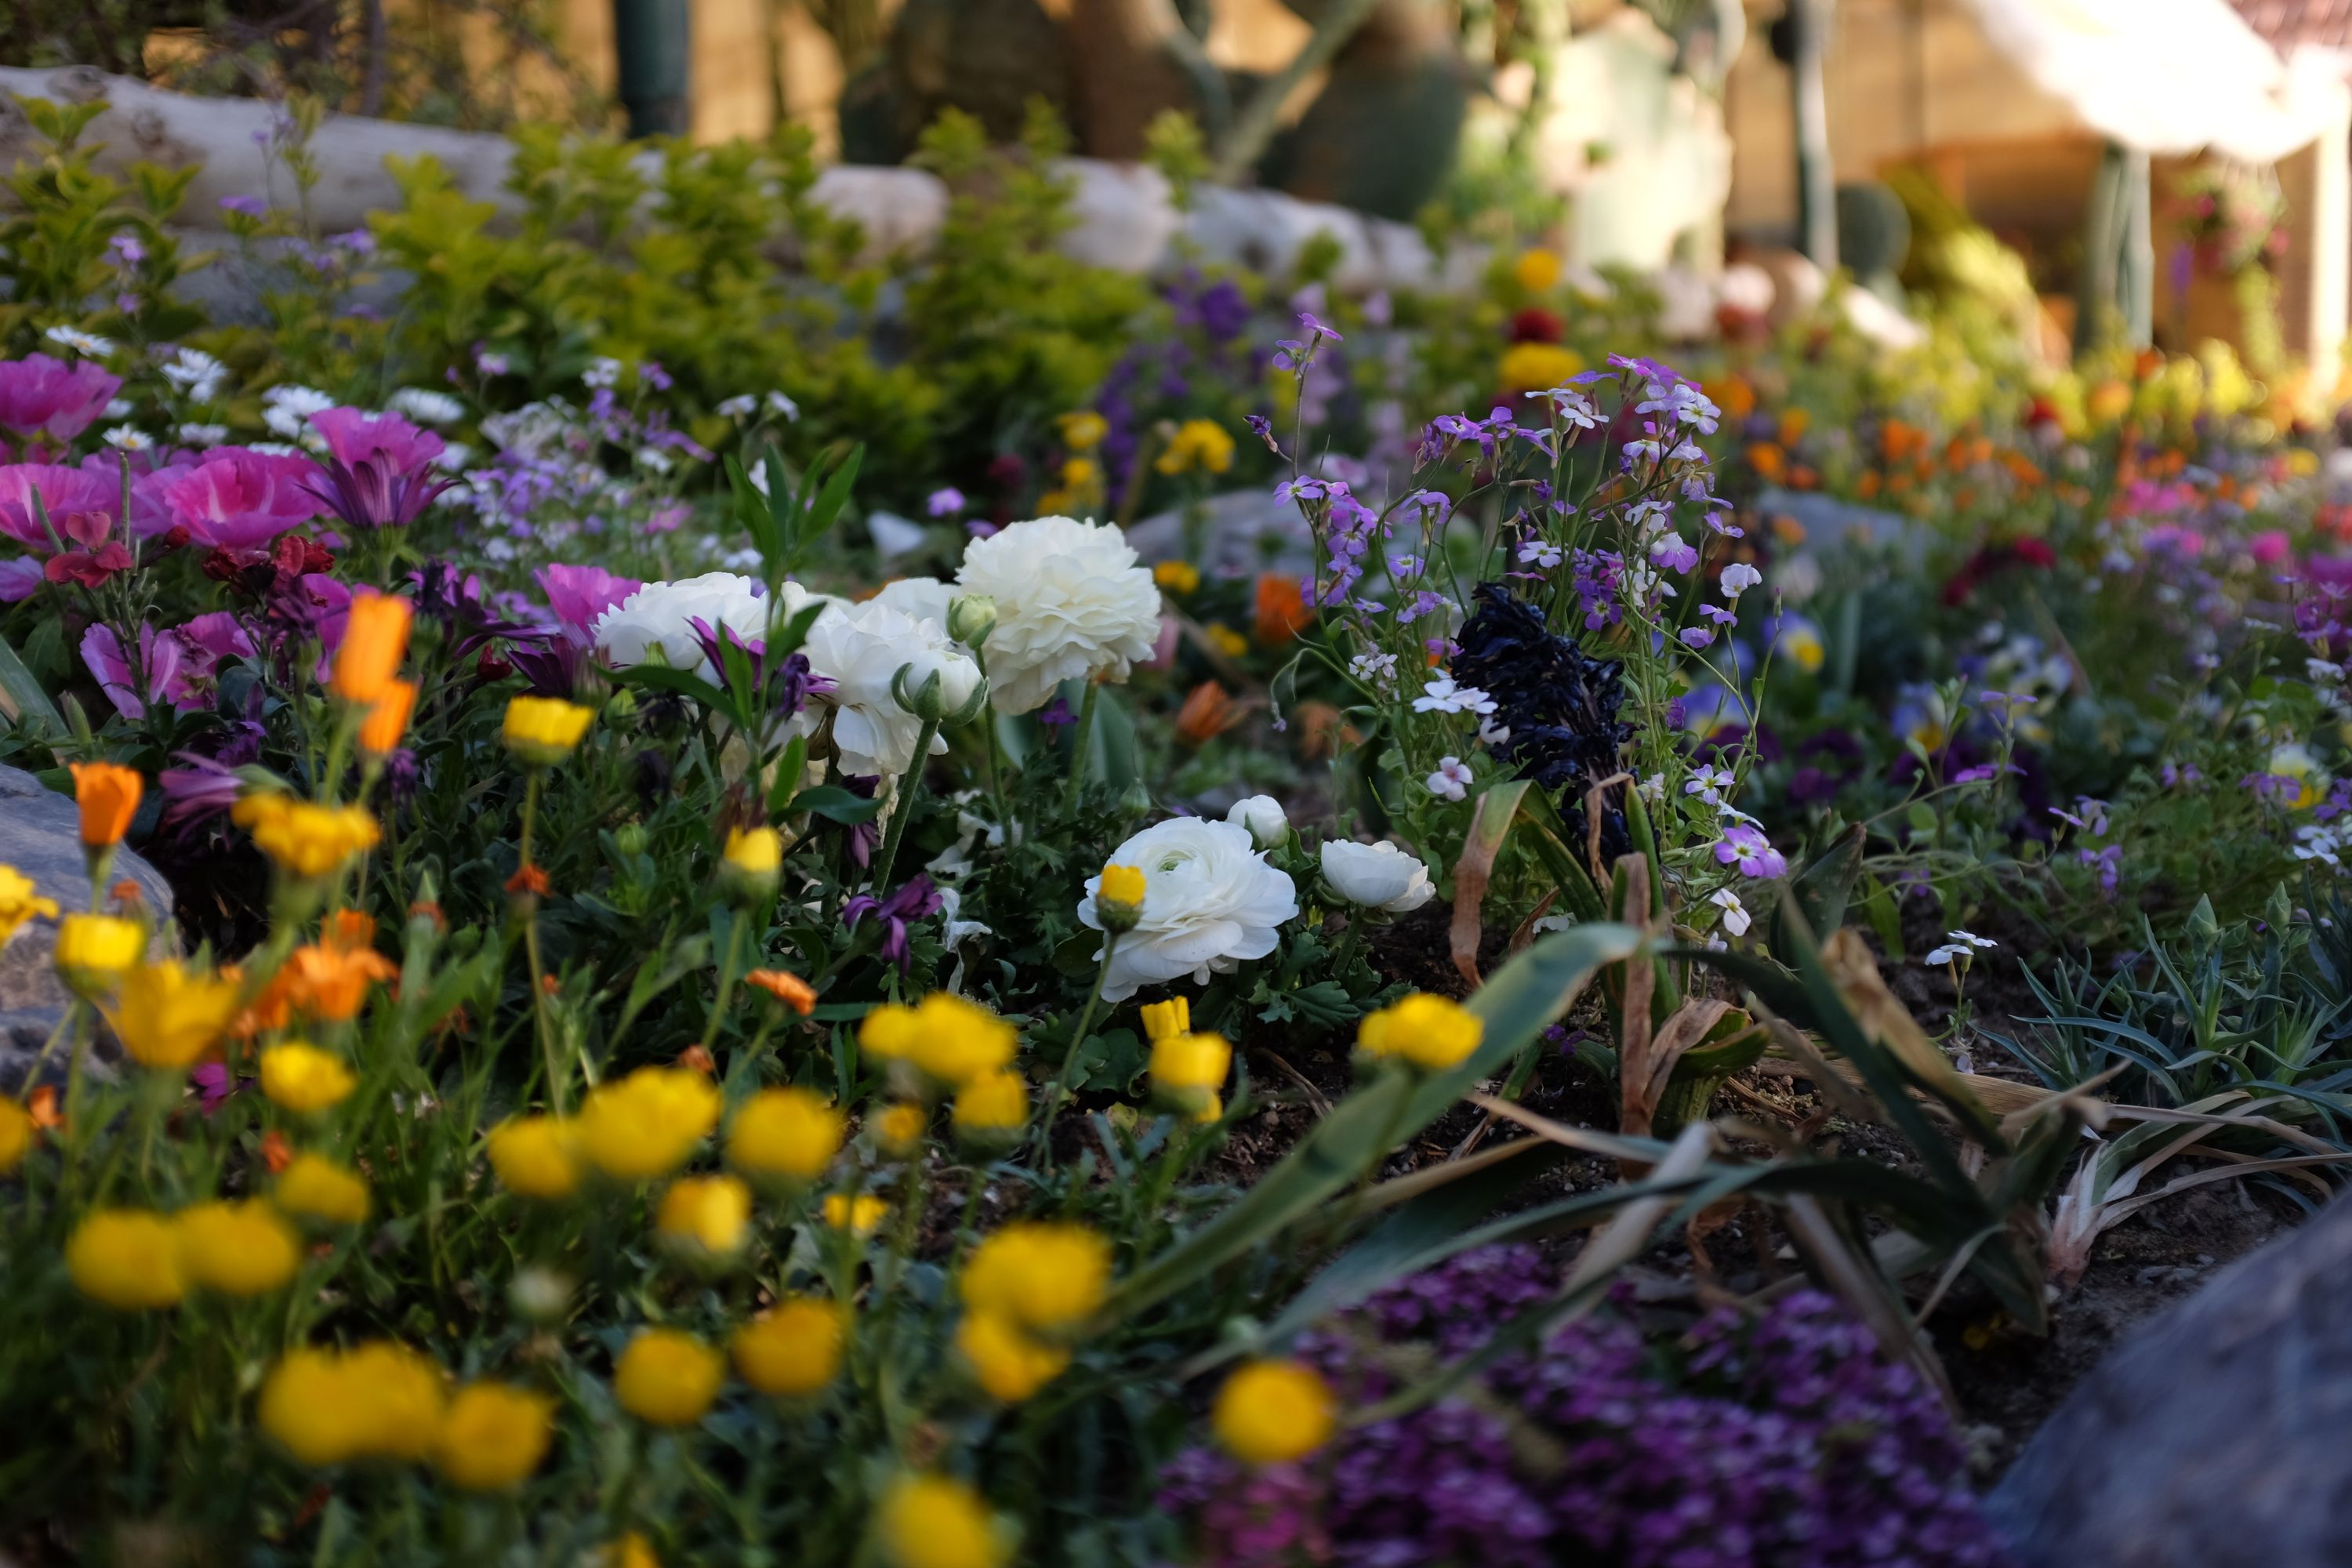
[
  {"xmin": 1252, "ymin": 573, "xmax": 1312, "ymax": 647},
  {"xmin": 746, "ymin": 969, "xmax": 818, "ymax": 1016},
  {"xmin": 359, "ymin": 679, "xmax": 416, "ymax": 755},
  {"xmin": 27, "ymin": 1085, "xmax": 63, "ymax": 1131},
  {"xmin": 282, "ymin": 940, "xmax": 398, "ymax": 1022},
  {"xmin": 260, "ymin": 1128, "xmax": 295, "ymax": 1174},
  {"xmin": 70, "ymin": 761, "xmax": 142, "ymax": 848},
  {"xmin": 1174, "ymin": 681, "xmax": 1240, "ymax": 748},
  {"xmin": 331, "ymin": 591, "xmax": 413, "ymax": 705},
  {"xmin": 504, "ymin": 863, "xmax": 551, "ymax": 898}
]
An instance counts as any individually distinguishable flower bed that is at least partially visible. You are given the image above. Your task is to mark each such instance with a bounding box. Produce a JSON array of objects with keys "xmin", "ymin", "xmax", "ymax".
[{"xmin": 1, "ymin": 85, "xmax": 2349, "ymax": 1568}]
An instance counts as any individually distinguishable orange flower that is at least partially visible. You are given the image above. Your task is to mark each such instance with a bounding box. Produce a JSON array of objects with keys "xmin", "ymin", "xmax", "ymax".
[
  {"xmin": 1292, "ymin": 700, "xmax": 1342, "ymax": 761},
  {"xmin": 331, "ymin": 592, "xmax": 413, "ymax": 705},
  {"xmin": 504, "ymin": 863, "xmax": 551, "ymax": 898},
  {"xmin": 28, "ymin": 1085, "xmax": 63, "ymax": 1131},
  {"xmin": 325, "ymin": 910, "xmax": 376, "ymax": 949},
  {"xmin": 746, "ymin": 969, "xmax": 818, "ymax": 1015},
  {"xmin": 71, "ymin": 762, "xmax": 142, "ymax": 848},
  {"xmin": 1251, "ymin": 573, "xmax": 1311, "ymax": 647},
  {"xmin": 260, "ymin": 1128, "xmax": 295, "ymax": 1174},
  {"xmin": 1744, "ymin": 443, "xmax": 1785, "ymax": 482},
  {"xmin": 359, "ymin": 679, "xmax": 416, "ymax": 755},
  {"xmin": 677, "ymin": 1044, "xmax": 717, "ymax": 1075},
  {"xmin": 283, "ymin": 940, "xmax": 398, "ymax": 1023},
  {"xmin": 1173, "ymin": 681, "xmax": 1239, "ymax": 748}
]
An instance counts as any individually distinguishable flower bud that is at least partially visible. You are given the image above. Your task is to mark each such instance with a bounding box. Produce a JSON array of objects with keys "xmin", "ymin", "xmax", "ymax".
[
  {"xmin": 947, "ymin": 593, "xmax": 997, "ymax": 648},
  {"xmin": 614, "ymin": 822, "xmax": 650, "ymax": 858},
  {"xmin": 720, "ymin": 826, "xmax": 782, "ymax": 904},
  {"xmin": 1093, "ymin": 863, "xmax": 1145, "ymax": 933}
]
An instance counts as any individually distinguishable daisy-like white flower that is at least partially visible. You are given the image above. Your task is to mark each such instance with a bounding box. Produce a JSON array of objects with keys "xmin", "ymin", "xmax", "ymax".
[
  {"xmin": 388, "ymin": 387, "xmax": 464, "ymax": 425},
  {"xmin": 1413, "ymin": 676, "xmax": 1497, "ymax": 717},
  {"xmin": 103, "ymin": 425, "xmax": 153, "ymax": 451},
  {"xmin": 1924, "ymin": 930, "xmax": 1998, "ymax": 966},
  {"xmin": 44, "ymin": 325, "xmax": 115, "ymax": 357},
  {"xmin": 1708, "ymin": 887, "xmax": 1750, "ymax": 937},
  {"xmin": 1426, "ymin": 756, "xmax": 1472, "ymax": 801}
]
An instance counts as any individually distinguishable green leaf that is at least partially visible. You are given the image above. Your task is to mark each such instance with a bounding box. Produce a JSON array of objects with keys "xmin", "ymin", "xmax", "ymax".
[
  {"xmin": 1771, "ymin": 823, "xmax": 1865, "ymax": 962},
  {"xmin": 615, "ymin": 662, "xmax": 735, "ymax": 717},
  {"xmin": 0, "ymin": 630, "xmax": 63, "ymax": 734},
  {"xmin": 789, "ymin": 786, "xmax": 884, "ymax": 826}
]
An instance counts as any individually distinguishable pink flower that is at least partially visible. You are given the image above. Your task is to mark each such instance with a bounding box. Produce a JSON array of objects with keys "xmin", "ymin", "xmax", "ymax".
[
  {"xmin": 536, "ymin": 562, "xmax": 641, "ymax": 645},
  {"xmin": 168, "ymin": 612, "xmax": 257, "ymax": 702},
  {"xmin": 308, "ymin": 406, "xmax": 445, "ymax": 473},
  {"xmin": 0, "ymin": 463, "xmax": 117, "ymax": 550},
  {"xmin": 82, "ymin": 622, "xmax": 185, "ymax": 719},
  {"xmin": 158, "ymin": 448, "xmax": 325, "ymax": 550},
  {"xmin": 2250, "ymin": 529, "xmax": 2292, "ymax": 566},
  {"xmin": 0, "ymin": 354, "xmax": 122, "ymax": 442}
]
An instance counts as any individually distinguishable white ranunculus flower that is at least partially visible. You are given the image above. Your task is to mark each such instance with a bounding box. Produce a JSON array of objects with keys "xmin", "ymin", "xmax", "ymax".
[
  {"xmin": 956, "ymin": 515, "xmax": 1161, "ymax": 713},
  {"xmin": 1078, "ymin": 818, "xmax": 1300, "ymax": 1001},
  {"xmin": 593, "ymin": 572, "xmax": 765, "ymax": 676},
  {"xmin": 799, "ymin": 598, "xmax": 981, "ymax": 778},
  {"xmin": 870, "ymin": 575, "xmax": 958, "ymax": 629},
  {"xmin": 1225, "ymin": 794, "xmax": 1288, "ymax": 848},
  {"xmin": 1319, "ymin": 840, "xmax": 1436, "ymax": 913}
]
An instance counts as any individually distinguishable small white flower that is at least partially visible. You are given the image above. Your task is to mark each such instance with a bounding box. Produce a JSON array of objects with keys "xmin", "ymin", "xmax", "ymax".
[
  {"xmin": 104, "ymin": 397, "xmax": 134, "ymax": 419},
  {"xmin": 1684, "ymin": 764, "xmax": 1737, "ymax": 803},
  {"xmin": 1320, "ymin": 840, "xmax": 1436, "ymax": 913},
  {"xmin": 765, "ymin": 390, "xmax": 800, "ymax": 420},
  {"xmin": 1426, "ymin": 756, "xmax": 1472, "ymax": 801},
  {"xmin": 1348, "ymin": 650, "xmax": 1399, "ymax": 691},
  {"xmin": 1639, "ymin": 771, "xmax": 1666, "ymax": 803},
  {"xmin": 635, "ymin": 445, "xmax": 674, "ymax": 475},
  {"xmin": 262, "ymin": 383, "xmax": 335, "ymax": 439},
  {"xmin": 1413, "ymin": 676, "xmax": 1497, "ymax": 717},
  {"xmin": 2307, "ymin": 659, "xmax": 2345, "ymax": 684},
  {"xmin": 177, "ymin": 422, "xmax": 228, "ymax": 445},
  {"xmin": 1476, "ymin": 715, "xmax": 1512, "ymax": 747},
  {"xmin": 1225, "ymin": 795, "xmax": 1289, "ymax": 848},
  {"xmin": 388, "ymin": 387, "xmax": 463, "ymax": 425},
  {"xmin": 245, "ymin": 440, "xmax": 301, "ymax": 458},
  {"xmin": 162, "ymin": 347, "xmax": 224, "ymax": 394},
  {"xmin": 102, "ymin": 424, "xmax": 152, "ymax": 450},
  {"xmin": 1517, "ymin": 538, "xmax": 1564, "ymax": 569},
  {"xmin": 715, "ymin": 394, "xmax": 758, "ymax": 419},
  {"xmin": 1708, "ymin": 888, "xmax": 1751, "ymax": 937},
  {"xmin": 2294, "ymin": 824, "xmax": 2343, "ymax": 867},
  {"xmin": 1719, "ymin": 562, "xmax": 1763, "ymax": 600},
  {"xmin": 1923, "ymin": 930, "xmax": 1998, "ymax": 967},
  {"xmin": 583, "ymin": 357, "xmax": 624, "ymax": 389},
  {"xmin": 45, "ymin": 325, "xmax": 114, "ymax": 356}
]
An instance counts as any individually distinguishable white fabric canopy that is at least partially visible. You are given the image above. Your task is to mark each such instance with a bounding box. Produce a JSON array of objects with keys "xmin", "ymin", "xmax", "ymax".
[{"xmin": 1964, "ymin": 0, "xmax": 2350, "ymax": 162}]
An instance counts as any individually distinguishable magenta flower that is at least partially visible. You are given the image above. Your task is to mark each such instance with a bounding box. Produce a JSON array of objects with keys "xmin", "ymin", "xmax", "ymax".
[
  {"xmin": 82, "ymin": 622, "xmax": 185, "ymax": 719},
  {"xmin": 158, "ymin": 448, "xmax": 325, "ymax": 550},
  {"xmin": 0, "ymin": 354, "xmax": 122, "ymax": 442},
  {"xmin": 301, "ymin": 406, "xmax": 455, "ymax": 529},
  {"xmin": 536, "ymin": 562, "xmax": 641, "ymax": 646},
  {"xmin": 0, "ymin": 558, "xmax": 39, "ymax": 601},
  {"xmin": 0, "ymin": 463, "xmax": 118, "ymax": 550},
  {"xmin": 309, "ymin": 406, "xmax": 441, "ymax": 472}
]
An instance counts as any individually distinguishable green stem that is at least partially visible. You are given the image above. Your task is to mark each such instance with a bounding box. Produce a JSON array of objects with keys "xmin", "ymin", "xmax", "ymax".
[
  {"xmin": 1062, "ymin": 681, "xmax": 1101, "ymax": 816},
  {"xmin": 869, "ymin": 717, "xmax": 941, "ymax": 895},
  {"xmin": 1038, "ymin": 931, "xmax": 1119, "ymax": 1168},
  {"xmin": 699, "ymin": 913, "xmax": 748, "ymax": 1058}
]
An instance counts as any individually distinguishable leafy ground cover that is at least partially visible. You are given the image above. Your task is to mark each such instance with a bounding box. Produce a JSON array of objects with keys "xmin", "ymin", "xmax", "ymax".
[{"xmin": 2, "ymin": 89, "xmax": 2350, "ymax": 1567}]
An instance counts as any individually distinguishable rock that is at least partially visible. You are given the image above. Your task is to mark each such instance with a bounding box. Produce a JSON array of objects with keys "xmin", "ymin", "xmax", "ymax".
[
  {"xmin": 1984, "ymin": 1189, "xmax": 2352, "ymax": 1566},
  {"xmin": 0, "ymin": 764, "xmax": 176, "ymax": 1092},
  {"xmin": 1125, "ymin": 486, "xmax": 1316, "ymax": 579}
]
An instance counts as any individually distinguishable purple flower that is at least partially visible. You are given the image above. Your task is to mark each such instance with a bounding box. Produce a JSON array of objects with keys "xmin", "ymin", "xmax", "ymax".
[
  {"xmin": 1037, "ymin": 695, "xmax": 1077, "ymax": 729},
  {"xmin": 1715, "ymin": 822, "xmax": 1788, "ymax": 878},
  {"xmin": 218, "ymin": 194, "xmax": 267, "ymax": 219},
  {"xmin": 536, "ymin": 563, "xmax": 641, "ymax": 646},
  {"xmin": 844, "ymin": 873, "xmax": 943, "ymax": 970},
  {"xmin": 926, "ymin": 486, "xmax": 966, "ymax": 517}
]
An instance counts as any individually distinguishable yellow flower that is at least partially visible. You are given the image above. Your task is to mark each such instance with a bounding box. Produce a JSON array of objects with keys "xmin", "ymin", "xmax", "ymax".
[
  {"xmin": 1062, "ymin": 456, "xmax": 1101, "ymax": 491},
  {"xmin": 1138, "ymin": 996, "xmax": 1190, "ymax": 1043},
  {"xmin": 1152, "ymin": 560, "xmax": 1200, "ymax": 595},
  {"xmin": 1204, "ymin": 622, "xmax": 1248, "ymax": 659},
  {"xmin": 53, "ymin": 913, "xmax": 143, "ymax": 996},
  {"xmin": 876, "ymin": 1473, "xmax": 1007, "ymax": 1568},
  {"xmin": 1356, "ymin": 992, "xmax": 1484, "ymax": 1072},
  {"xmin": 274, "ymin": 1152, "xmax": 372, "ymax": 1225},
  {"xmin": 655, "ymin": 1174, "xmax": 753, "ymax": 1258},
  {"xmin": 0, "ymin": 865, "xmax": 60, "ymax": 949},
  {"xmin": 951, "ymin": 1069, "xmax": 1027, "ymax": 1142},
  {"xmin": 233, "ymin": 794, "xmax": 381, "ymax": 880},
  {"xmin": 1213, "ymin": 1359, "xmax": 1335, "ymax": 1464},
  {"xmin": 720, "ymin": 825, "xmax": 783, "ymax": 900},
  {"xmin": 1094, "ymin": 862, "xmax": 1145, "ymax": 934},
  {"xmin": 260, "ymin": 1341, "xmax": 446, "ymax": 1465},
  {"xmin": 731, "ymin": 1297, "xmax": 847, "ymax": 1398},
  {"xmin": 578, "ymin": 1067, "xmax": 721, "ymax": 1180},
  {"xmin": 859, "ymin": 1001, "xmax": 919, "ymax": 1060},
  {"xmin": 67, "ymin": 1208, "xmax": 184, "ymax": 1310},
  {"xmin": 1512, "ymin": 245, "xmax": 1563, "ymax": 294},
  {"xmin": 1151, "ymin": 1031, "xmax": 1231, "ymax": 1120},
  {"xmin": 1058, "ymin": 410, "xmax": 1109, "ymax": 451},
  {"xmin": 958, "ymin": 1221, "xmax": 1109, "ymax": 1333},
  {"xmin": 823, "ymin": 1192, "xmax": 889, "ymax": 1233},
  {"xmin": 175, "ymin": 1200, "xmax": 302, "ymax": 1296},
  {"xmin": 955, "ymin": 1309, "xmax": 1069, "ymax": 1403},
  {"xmin": 487, "ymin": 1114, "xmax": 583, "ymax": 1199},
  {"xmin": 613, "ymin": 1327, "xmax": 724, "ymax": 1426},
  {"xmin": 500, "ymin": 695, "xmax": 594, "ymax": 767},
  {"xmin": 902, "ymin": 993, "xmax": 1018, "ymax": 1088},
  {"xmin": 602, "ymin": 1534, "xmax": 660, "ymax": 1568},
  {"xmin": 1156, "ymin": 418, "xmax": 1236, "ymax": 477},
  {"xmin": 0, "ymin": 1098, "xmax": 32, "ymax": 1173},
  {"xmin": 106, "ymin": 958, "xmax": 240, "ymax": 1070},
  {"xmin": 1499, "ymin": 341, "xmax": 1584, "ymax": 394},
  {"xmin": 726, "ymin": 1087, "xmax": 843, "ymax": 1182},
  {"xmin": 873, "ymin": 1102, "xmax": 928, "ymax": 1156},
  {"xmin": 259, "ymin": 1042, "xmax": 358, "ymax": 1114},
  {"xmin": 430, "ymin": 1382, "xmax": 554, "ymax": 1491}
]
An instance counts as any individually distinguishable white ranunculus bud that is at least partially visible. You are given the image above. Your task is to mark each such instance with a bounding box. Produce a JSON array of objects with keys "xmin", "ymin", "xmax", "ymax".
[
  {"xmin": 1319, "ymin": 840, "xmax": 1436, "ymax": 914},
  {"xmin": 956, "ymin": 516, "xmax": 1162, "ymax": 713},
  {"xmin": 1225, "ymin": 794, "xmax": 1288, "ymax": 848},
  {"xmin": 1078, "ymin": 818, "xmax": 1300, "ymax": 1002}
]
